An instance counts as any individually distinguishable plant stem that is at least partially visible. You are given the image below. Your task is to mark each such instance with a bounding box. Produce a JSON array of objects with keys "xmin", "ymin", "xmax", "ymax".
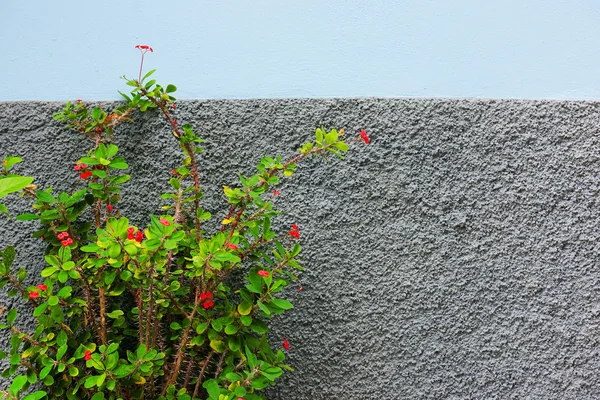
[{"xmin": 192, "ymin": 351, "xmax": 215, "ymax": 399}]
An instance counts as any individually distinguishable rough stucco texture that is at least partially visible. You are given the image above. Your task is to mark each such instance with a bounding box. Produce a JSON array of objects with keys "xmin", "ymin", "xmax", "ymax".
[{"xmin": 2, "ymin": 98, "xmax": 600, "ymax": 399}]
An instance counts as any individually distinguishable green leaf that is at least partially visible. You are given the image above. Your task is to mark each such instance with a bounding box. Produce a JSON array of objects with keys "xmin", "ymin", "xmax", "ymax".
[
  {"xmin": 238, "ymin": 301, "xmax": 252, "ymax": 316},
  {"xmin": 106, "ymin": 310, "xmax": 124, "ymax": 319},
  {"xmin": 196, "ymin": 322, "xmax": 208, "ymax": 334},
  {"xmin": 270, "ymin": 297, "xmax": 293, "ymax": 310},
  {"xmin": 41, "ymin": 266, "xmax": 58, "ymax": 277},
  {"xmin": 48, "ymin": 296, "xmax": 59, "ymax": 306},
  {"xmin": 224, "ymin": 324, "xmax": 239, "ymax": 335},
  {"xmin": 0, "ymin": 204, "xmax": 8, "ymax": 216},
  {"xmin": 142, "ymin": 69, "xmax": 156, "ymax": 82},
  {"xmin": 33, "ymin": 302, "xmax": 48, "ymax": 317},
  {"xmin": 16, "ymin": 213, "xmax": 40, "ymax": 221},
  {"xmin": 106, "ymin": 144, "xmax": 119, "ymax": 158},
  {"xmin": 93, "ymin": 170, "xmax": 107, "ymax": 179},
  {"xmin": 203, "ymin": 379, "xmax": 220, "ymax": 400},
  {"xmin": 209, "ymin": 340, "xmax": 226, "ymax": 353},
  {"xmin": 109, "ymin": 161, "xmax": 128, "ymax": 169},
  {"xmin": 113, "ymin": 364, "xmax": 135, "ymax": 378},
  {"xmin": 6, "ymin": 308, "xmax": 16, "ymax": 325},
  {"xmin": 3, "ymin": 246, "xmax": 15, "ymax": 268},
  {"xmin": 84, "ymin": 375, "xmax": 98, "ymax": 389},
  {"xmin": 166, "ymin": 84, "xmax": 177, "ymax": 93},
  {"xmin": 22, "ymin": 391, "xmax": 47, "ymax": 400},
  {"xmin": 256, "ymin": 300, "xmax": 270, "ymax": 315},
  {"xmin": 169, "ymin": 177, "xmax": 180, "ymax": 190},
  {"xmin": 325, "ymin": 129, "xmax": 338, "ymax": 145},
  {"xmin": 92, "ymin": 107, "xmax": 102, "ymax": 120},
  {"xmin": 80, "ymin": 156, "xmax": 99, "ymax": 165},
  {"xmin": 0, "ymin": 176, "xmax": 33, "ymax": 199},
  {"xmin": 91, "ymin": 392, "xmax": 105, "ymax": 400},
  {"xmin": 9, "ymin": 375, "xmax": 28, "ymax": 396},
  {"xmin": 3, "ymin": 156, "xmax": 22, "ymax": 171},
  {"xmin": 108, "ymin": 244, "xmax": 121, "ymax": 259},
  {"xmin": 36, "ymin": 190, "xmax": 56, "ymax": 204},
  {"xmin": 334, "ymin": 141, "xmax": 349, "ymax": 152}
]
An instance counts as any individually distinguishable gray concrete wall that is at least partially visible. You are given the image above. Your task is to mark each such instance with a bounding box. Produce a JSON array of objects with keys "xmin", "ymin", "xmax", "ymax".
[{"xmin": 2, "ymin": 98, "xmax": 600, "ymax": 399}]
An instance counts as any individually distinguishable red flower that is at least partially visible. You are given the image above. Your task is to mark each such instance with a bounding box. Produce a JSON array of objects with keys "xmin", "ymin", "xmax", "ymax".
[
  {"xmin": 200, "ymin": 291, "xmax": 212, "ymax": 301},
  {"xmin": 289, "ymin": 230, "xmax": 300, "ymax": 239},
  {"xmin": 80, "ymin": 170, "xmax": 92, "ymax": 180},
  {"xmin": 135, "ymin": 230, "xmax": 144, "ymax": 243},
  {"xmin": 172, "ymin": 120, "xmax": 178, "ymax": 125},
  {"xmin": 61, "ymin": 238, "xmax": 73, "ymax": 247},
  {"xmin": 94, "ymin": 127, "xmax": 103, "ymax": 134},
  {"xmin": 107, "ymin": 204, "xmax": 114, "ymax": 212},
  {"xmin": 135, "ymin": 45, "xmax": 154, "ymax": 53},
  {"xmin": 36, "ymin": 284, "xmax": 47, "ymax": 291},
  {"xmin": 203, "ymin": 300, "xmax": 214, "ymax": 309},
  {"xmin": 76, "ymin": 99, "xmax": 82, "ymax": 103},
  {"xmin": 360, "ymin": 130, "xmax": 370, "ymax": 144},
  {"xmin": 170, "ymin": 104, "xmax": 176, "ymax": 110},
  {"xmin": 291, "ymin": 224, "xmax": 299, "ymax": 232},
  {"xmin": 57, "ymin": 232, "xmax": 69, "ymax": 240},
  {"xmin": 298, "ymin": 287, "xmax": 303, "ymax": 291},
  {"xmin": 29, "ymin": 291, "xmax": 39, "ymax": 299},
  {"xmin": 258, "ymin": 270, "xmax": 269, "ymax": 277},
  {"xmin": 127, "ymin": 227, "xmax": 135, "ymax": 240},
  {"xmin": 227, "ymin": 243, "xmax": 238, "ymax": 251},
  {"xmin": 273, "ymin": 190, "xmax": 280, "ymax": 196},
  {"xmin": 159, "ymin": 218, "xmax": 170, "ymax": 226},
  {"xmin": 84, "ymin": 350, "xmax": 92, "ymax": 361},
  {"xmin": 283, "ymin": 339, "xmax": 290, "ymax": 350}
]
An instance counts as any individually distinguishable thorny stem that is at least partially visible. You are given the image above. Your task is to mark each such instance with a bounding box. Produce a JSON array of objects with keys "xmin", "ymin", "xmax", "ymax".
[
  {"xmin": 163, "ymin": 288, "xmax": 200, "ymax": 393},
  {"xmin": 214, "ymin": 349, "xmax": 229, "ymax": 379},
  {"xmin": 192, "ymin": 350, "xmax": 215, "ymax": 399},
  {"xmin": 139, "ymin": 87, "xmax": 203, "ymax": 241}
]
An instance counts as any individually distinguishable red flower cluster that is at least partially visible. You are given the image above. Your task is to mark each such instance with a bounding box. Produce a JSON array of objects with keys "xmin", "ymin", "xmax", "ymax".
[
  {"xmin": 227, "ymin": 243, "xmax": 238, "ymax": 251},
  {"xmin": 29, "ymin": 291, "xmax": 39, "ymax": 299},
  {"xmin": 360, "ymin": 129, "xmax": 370, "ymax": 144},
  {"xmin": 75, "ymin": 163, "xmax": 93, "ymax": 179},
  {"xmin": 127, "ymin": 227, "xmax": 143, "ymax": 243},
  {"xmin": 258, "ymin": 270, "xmax": 269, "ymax": 278},
  {"xmin": 58, "ymin": 231, "xmax": 73, "ymax": 246},
  {"xmin": 289, "ymin": 224, "xmax": 300, "ymax": 239},
  {"xmin": 76, "ymin": 99, "xmax": 82, "ymax": 104},
  {"xmin": 283, "ymin": 339, "xmax": 290, "ymax": 350},
  {"xmin": 84, "ymin": 350, "xmax": 92, "ymax": 361},
  {"xmin": 159, "ymin": 217, "xmax": 170, "ymax": 227},
  {"xmin": 273, "ymin": 189, "xmax": 280, "ymax": 196},
  {"xmin": 201, "ymin": 291, "xmax": 213, "ymax": 309},
  {"xmin": 135, "ymin": 45, "xmax": 154, "ymax": 52},
  {"xmin": 36, "ymin": 284, "xmax": 47, "ymax": 291}
]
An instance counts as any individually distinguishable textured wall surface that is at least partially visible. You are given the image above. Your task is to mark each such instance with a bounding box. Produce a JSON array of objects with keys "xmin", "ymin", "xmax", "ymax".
[{"xmin": 2, "ymin": 98, "xmax": 600, "ymax": 398}]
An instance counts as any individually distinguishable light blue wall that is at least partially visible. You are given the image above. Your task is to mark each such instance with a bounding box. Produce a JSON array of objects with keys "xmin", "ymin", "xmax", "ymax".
[{"xmin": 2, "ymin": 0, "xmax": 600, "ymax": 101}]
